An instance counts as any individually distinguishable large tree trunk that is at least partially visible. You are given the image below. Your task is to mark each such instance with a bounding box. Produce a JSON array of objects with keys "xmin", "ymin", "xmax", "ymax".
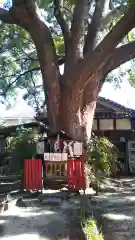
[
  {"xmin": 21, "ymin": 4, "xmax": 100, "ymax": 141},
  {"xmin": 60, "ymin": 74, "xmax": 100, "ymax": 141}
]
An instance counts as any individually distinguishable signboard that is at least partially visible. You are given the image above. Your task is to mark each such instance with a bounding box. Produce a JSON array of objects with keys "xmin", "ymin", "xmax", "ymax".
[
  {"xmin": 44, "ymin": 153, "xmax": 50, "ymax": 161},
  {"xmin": 62, "ymin": 153, "xmax": 68, "ymax": 161},
  {"xmin": 73, "ymin": 142, "xmax": 83, "ymax": 156},
  {"xmin": 50, "ymin": 153, "xmax": 62, "ymax": 161},
  {"xmin": 63, "ymin": 141, "xmax": 83, "ymax": 156},
  {"xmin": 44, "ymin": 153, "xmax": 68, "ymax": 161}
]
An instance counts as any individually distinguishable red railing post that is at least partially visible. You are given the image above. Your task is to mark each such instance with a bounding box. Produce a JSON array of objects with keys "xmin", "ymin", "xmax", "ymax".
[
  {"xmin": 67, "ymin": 157, "xmax": 85, "ymax": 191},
  {"xmin": 24, "ymin": 159, "xmax": 42, "ymax": 192}
]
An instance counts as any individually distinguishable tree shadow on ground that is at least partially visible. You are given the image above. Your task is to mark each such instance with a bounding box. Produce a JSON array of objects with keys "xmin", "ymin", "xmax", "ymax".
[
  {"xmin": 89, "ymin": 177, "xmax": 135, "ymax": 240},
  {"xmin": 0, "ymin": 192, "xmax": 85, "ymax": 240}
]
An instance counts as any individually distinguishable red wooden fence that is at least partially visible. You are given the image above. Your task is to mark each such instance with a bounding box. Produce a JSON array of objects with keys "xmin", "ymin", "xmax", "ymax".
[
  {"xmin": 24, "ymin": 159, "xmax": 42, "ymax": 191},
  {"xmin": 24, "ymin": 158, "xmax": 85, "ymax": 191},
  {"xmin": 67, "ymin": 158, "xmax": 85, "ymax": 191}
]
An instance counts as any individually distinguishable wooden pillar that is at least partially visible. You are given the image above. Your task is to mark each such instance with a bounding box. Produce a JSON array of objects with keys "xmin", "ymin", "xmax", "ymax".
[
  {"xmin": 125, "ymin": 141, "xmax": 129, "ymax": 175},
  {"xmin": 113, "ymin": 119, "xmax": 116, "ymax": 131},
  {"xmin": 97, "ymin": 119, "xmax": 100, "ymax": 131}
]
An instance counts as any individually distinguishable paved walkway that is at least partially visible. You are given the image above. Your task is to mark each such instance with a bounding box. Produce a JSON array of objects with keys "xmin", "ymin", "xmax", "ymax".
[{"xmin": 91, "ymin": 177, "xmax": 135, "ymax": 240}]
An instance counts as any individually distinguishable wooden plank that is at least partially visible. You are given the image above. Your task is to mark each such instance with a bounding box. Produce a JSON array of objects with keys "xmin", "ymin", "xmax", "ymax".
[{"xmin": 0, "ymin": 175, "xmax": 21, "ymax": 181}]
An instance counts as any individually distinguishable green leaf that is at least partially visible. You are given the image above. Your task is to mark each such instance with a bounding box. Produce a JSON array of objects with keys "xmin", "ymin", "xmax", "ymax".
[{"xmin": 0, "ymin": 0, "xmax": 134, "ymax": 112}]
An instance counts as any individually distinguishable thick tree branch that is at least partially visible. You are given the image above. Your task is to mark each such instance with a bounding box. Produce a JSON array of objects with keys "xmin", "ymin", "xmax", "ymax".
[
  {"xmin": 0, "ymin": 8, "xmax": 12, "ymax": 24},
  {"xmin": 83, "ymin": 42, "xmax": 135, "ymax": 108},
  {"xmin": 105, "ymin": 41, "xmax": 135, "ymax": 74},
  {"xmin": 70, "ymin": 0, "xmax": 88, "ymax": 61},
  {"xmin": 54, "ymin": 0, "xmax": 70, "ymax": 48},
  {"xmin": 102, "ymin": 5, "xmax": 127, "ymax": 28},
  {"xmin": 84, "ymin": 0, "xmax": 107, "ymax": 54},
  {"xmin": 25, "ymin": 7, "xmax": 61, "ymax": 132},
  {"xmin": 77, "ymin": 2, "xmax": 135, "ymax": 90}
]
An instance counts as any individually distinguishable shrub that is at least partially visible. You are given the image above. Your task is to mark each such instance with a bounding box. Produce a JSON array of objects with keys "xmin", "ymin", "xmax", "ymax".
[
  {"xmin": 82, "ymin": 218, "xmax": 104, "ymax": 240},
  {"xmin": 80, "ymin": 196, "xmax": 104, "ymax": 240},
  {"xmin": 87, "ymin": 136, "xmax": 119, "ymax": 193},
  {"xmin": 6, "ymin": 126, "xmax": 39, "ymax": 175}
]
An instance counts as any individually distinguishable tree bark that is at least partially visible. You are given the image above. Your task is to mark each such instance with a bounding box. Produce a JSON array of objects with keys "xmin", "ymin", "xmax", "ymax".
[
  {"xmin": 53, "ymin": 0, "xmax": 70, "ymax": 54},
  {"xmin": 106, "ymin": 41, "xmax": 135, "ymax": 73},
  {"xmin": 60, "ymin": 73, "xmax": 101, "ymax": 141},
  {"xmin": 84, "ymin": 0, "xmax": 107, "ymax": 54},
  {"xmin": 29, "ymin": 20, "xmax": 61, "ymax": 133},
  {"xmin": 77, "ymin": 3, "xmax": 135, "ymax": 92}
]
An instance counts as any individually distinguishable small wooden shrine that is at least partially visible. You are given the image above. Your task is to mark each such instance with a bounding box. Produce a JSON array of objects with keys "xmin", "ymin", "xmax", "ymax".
[
  {"xmin": 25, "ymin": 132, "xmax": 85, "ymax": 192},
  {"xmin": 92, "ymin": 97, "xmax": 135, "ymax": 174},
  {"xmin": 36, "ymin": 131, "xmax": 83, "ymax": 181}
]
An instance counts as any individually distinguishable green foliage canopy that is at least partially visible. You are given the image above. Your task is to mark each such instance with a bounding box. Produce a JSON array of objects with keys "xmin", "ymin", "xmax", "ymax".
[{"xmin": 0, "ymin": 0, "xmax": 135, "ymax": 110}]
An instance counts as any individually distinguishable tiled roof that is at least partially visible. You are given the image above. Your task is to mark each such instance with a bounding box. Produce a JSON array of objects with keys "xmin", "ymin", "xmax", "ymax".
[{"xmin": 95, "ymin": 97, "xmax": 135, "ymax": 119}]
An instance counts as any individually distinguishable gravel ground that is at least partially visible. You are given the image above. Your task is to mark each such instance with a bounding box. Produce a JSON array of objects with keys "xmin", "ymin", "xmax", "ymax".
[
  {"xmin": 0, "ymin": 191, "xmax": 84, "ymax": 240},
  {"xmin": 91, "ymin": 177, "xmax": 135, "ymax": 240},
  {"xmin": 3, "ymin": 177, "xmax": 135, "ymax": 240}
]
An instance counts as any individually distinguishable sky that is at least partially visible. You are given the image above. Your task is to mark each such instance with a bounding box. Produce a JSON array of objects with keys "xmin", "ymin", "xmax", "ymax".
[
  {"xmin": 0, "ymin": 96, "xmax": 35, "ymax": 118},
  {"xmin": 100, "ymin": 80, "xmax": 135, "ymax": 109}
]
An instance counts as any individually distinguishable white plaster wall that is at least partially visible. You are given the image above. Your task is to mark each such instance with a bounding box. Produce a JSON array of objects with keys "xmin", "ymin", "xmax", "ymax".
[
  {"xmin": 116, "ymin": 119, "xmax": 131, "ymax": 130},
  {"xmin": 92, "ymin": 120, "xmax": 97, "ymax": 130},
  {"xmin": 100, "ymin": 119, "xmax": 114, "ymax": 130}
]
